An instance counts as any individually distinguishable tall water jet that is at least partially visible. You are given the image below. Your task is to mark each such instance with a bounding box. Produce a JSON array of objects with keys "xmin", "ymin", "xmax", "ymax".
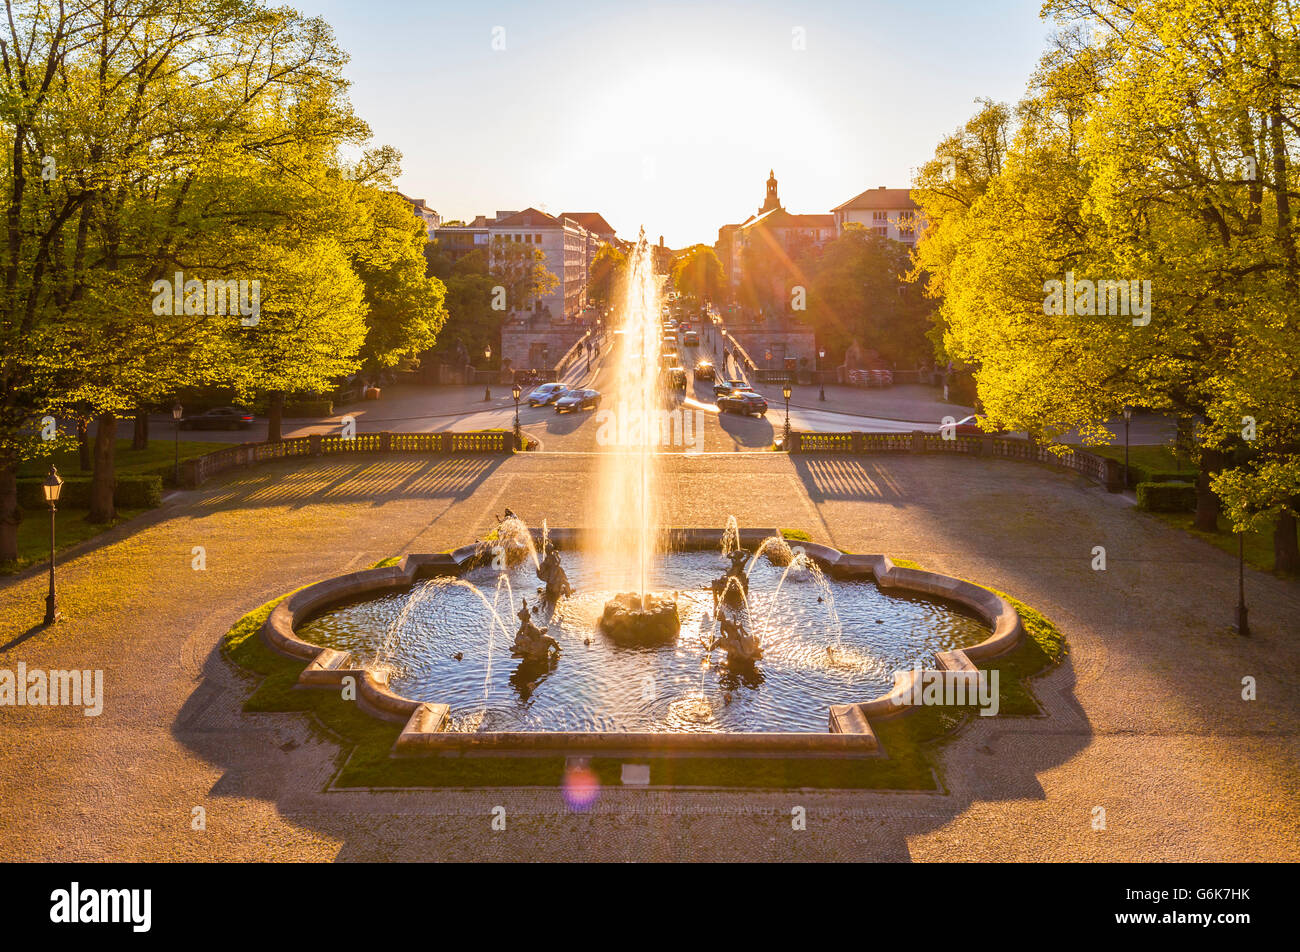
[{"xmin": 592, "ymin": 229, "xmax": 680, "ymax": 641}]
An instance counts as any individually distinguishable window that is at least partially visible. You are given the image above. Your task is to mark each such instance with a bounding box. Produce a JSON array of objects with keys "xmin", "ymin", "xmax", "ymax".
[
  {"xmin": 535, "ymin": 234, "xmax": 542, "ymax": 243},
  {"xmin": 873, "ymin": 211, "xmax": 887, "ymax": 221}
]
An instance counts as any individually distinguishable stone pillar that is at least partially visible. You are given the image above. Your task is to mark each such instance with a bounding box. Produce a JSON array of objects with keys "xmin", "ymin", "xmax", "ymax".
[
  {"xmin": 911, "ymin": 430, "xmax": 925, "ymax": 452},
  {"xmin": 1103, "ymin": 456, "xmax": 1124, "ymax": 493},
  {"xmin": 380, "ymin": 431, "xmax": 392, "ymax": 453},
  {"xmin": 309, "ymin": 434, "xmax": 323, "ymax": 457}
]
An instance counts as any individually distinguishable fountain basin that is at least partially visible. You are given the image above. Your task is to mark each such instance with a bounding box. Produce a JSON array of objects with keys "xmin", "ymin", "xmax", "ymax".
[
  {"xmin": 599, "ymin": 591, "xmax": 681, "ymax": 643},
  {"xmin": 259, "ymin": 528, "xmax": 1026, "ymax": 757}
]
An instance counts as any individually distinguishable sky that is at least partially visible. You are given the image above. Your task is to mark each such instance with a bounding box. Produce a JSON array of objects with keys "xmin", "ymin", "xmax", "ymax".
[{"xmin": 293, "ymin": 0, "xmax": 1054, "ymax": 248}]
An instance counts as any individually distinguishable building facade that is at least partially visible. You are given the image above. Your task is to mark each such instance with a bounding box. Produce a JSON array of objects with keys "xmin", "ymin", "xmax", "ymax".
[{"xmin": 831, "ymin": 186, "xmax": 923, "ymax": 247}]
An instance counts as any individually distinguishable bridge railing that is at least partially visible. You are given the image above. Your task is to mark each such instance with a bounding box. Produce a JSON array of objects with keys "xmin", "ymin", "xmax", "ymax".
[
  {"xmin": 787, "ymin": 430, "xmax": 1123, "ymax": 491},
  {"xmin": 181, "ymin": 430, "xmax": 514, "ymax": 488}
]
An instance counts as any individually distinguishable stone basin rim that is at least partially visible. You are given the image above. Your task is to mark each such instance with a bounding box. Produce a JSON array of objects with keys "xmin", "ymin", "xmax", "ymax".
[{"xmin": 256, "ymin": 528, "xmax": 1025, "ymax": 756}]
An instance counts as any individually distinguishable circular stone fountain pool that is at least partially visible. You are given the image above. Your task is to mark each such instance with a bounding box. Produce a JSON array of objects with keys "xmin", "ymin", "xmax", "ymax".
[{"xmin": 297, "ymin": 549, "xmax": 989, "ymax": 734}]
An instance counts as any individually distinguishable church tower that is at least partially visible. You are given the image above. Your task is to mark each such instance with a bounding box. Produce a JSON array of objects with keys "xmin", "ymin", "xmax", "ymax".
[{"xmin": 759, "ymin": 169, "xmax": 781, "ymax": 214}]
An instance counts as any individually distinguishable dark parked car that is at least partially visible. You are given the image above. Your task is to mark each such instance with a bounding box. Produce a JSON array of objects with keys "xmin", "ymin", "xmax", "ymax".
[
  {"xmin": 554, "ymin": 389, "xmax": 602, "ymax": 413},
  {"xmin": 178, "ymin": 407, "xmax": 254, "ymax": 430},
  {"xmin": 682, "ymin": 330, "xmax": 699, "ymax": 346},
  {"xmin": 713, "ymin": 378, "xmax": 750, "ymax": 397},
  {"xmin": 694, "ymin": 359, "xmax": 715, "ymax": 381},
  {"xmin": 717, "ymin": 389, "xmax": 768, "ymax": 417},
  {"xmin": 527, "ymin": 383, "xmax": 570, "ymax": 406},
  {"xmin": 668, "ymin": 367, "xmax": 687, "ymax": 390}
]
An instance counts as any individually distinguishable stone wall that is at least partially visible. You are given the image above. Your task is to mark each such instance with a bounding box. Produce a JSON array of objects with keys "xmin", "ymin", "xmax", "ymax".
[{"xmin": 501, "ymin": 322, "xmax": 588, "ymax": 371}]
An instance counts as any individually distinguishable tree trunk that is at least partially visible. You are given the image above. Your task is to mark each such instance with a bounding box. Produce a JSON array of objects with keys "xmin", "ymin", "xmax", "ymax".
[
  {"xmin": 1193, "ymin": 448, "xmax": 1225, "ymax": 532},
  {"xmin": 131, "ymin": 409, "xmax": 149, "ymax": 450},
  {"xmin": 88, "ymin": 411, "xmax": 118, "ymax": 524},
  {"xmin": 1275, "ymin": 510, "xmax": 1300, "ymax": 574},
  {"xmin": 266, "ymin": 390, "xmax": 284, "ymax": 443},
  {"xmin": 0, "ymin": 456, "xmax": 21, "ymax": 564},
  {"xmin": 77, "ymin": 417, "xmax": 91, "ymax": 472}
]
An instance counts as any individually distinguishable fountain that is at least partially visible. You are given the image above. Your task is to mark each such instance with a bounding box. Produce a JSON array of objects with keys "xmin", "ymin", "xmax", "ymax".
[
  {"xmin": 510, "ymin": 598, "xmax": 559, "ymax": 661},
  {"xmin": 535, "ymin": 539, "xmax": 573, "ymax": 602},
  {"xmin": 593, "ymin": 229, "xmax": 681, "ymax": 643},
  {"xmin": 710, "ymin": 548, "xmax": 751, "ymax": 611},
  {"xmin": 709, "ymin": 608, "xmax": 763, "ymax": 664}
]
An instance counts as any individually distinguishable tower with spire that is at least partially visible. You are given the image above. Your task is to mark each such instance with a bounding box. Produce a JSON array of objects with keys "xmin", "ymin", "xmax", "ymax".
[{"xmin": 759, "ymin": 169, "xmax": 781, "ymax": 215}]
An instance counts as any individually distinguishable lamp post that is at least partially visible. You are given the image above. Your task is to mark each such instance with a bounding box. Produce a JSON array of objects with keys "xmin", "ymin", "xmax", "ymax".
[
  {"xmin": 484, "ymin": 345, "xmax": 492, "ymax": 401},
  {"xmin": 1122, "ymin": 405, "xmax": 1133, "ymax": 490},
  {"xmin": 818, "ymin": 348, "xmax": 826, "ymax": 401},
  {"xmin": 512, "ymin": 383, "xmax": 522, "ymax": 450},
  {"xmin": 42, "ymin": 466, "xmax": 62, "ymax": 625},
  {"xmin": 171, "ymin": 401, "xmax": 183, "ymax": 486},
  {"xmin": 782, "ymin": 382, "xmax": 793, "ymax": 450}
]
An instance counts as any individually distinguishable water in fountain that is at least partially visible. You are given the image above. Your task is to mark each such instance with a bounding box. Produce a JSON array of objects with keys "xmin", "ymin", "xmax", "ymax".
[
  {"xmin": 370, "ymin": 576, "xmax": 514, "ymax": 682},
  {"xmin": 591, "ymin": 228, "xmax": 664, "ymax": 597},
  {"xmin": 478, "ymin": 513, "xmax": 542, "ymax": 572},
  {"xmin": 749, "ymin": 534, "xmax": 794, "ymax": 570}
]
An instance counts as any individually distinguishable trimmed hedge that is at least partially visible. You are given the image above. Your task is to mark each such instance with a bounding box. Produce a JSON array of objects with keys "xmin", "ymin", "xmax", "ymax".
[
  {"xmin": 284, "ymin": 398, "xmax": 332, "ymax": 417},
  {"xmin": 16, "ymin": 474, "xmax": 163, "ymax": 511},
  {"xmin": 1137, "ymin": 480, "xmax": 1197, "ymax": 512}
]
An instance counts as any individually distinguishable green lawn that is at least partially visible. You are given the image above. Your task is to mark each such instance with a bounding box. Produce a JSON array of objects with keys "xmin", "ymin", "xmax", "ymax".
[
  {"xmin": 18, "ymin": 437, "xmax": 227, "ymax": 479},
  {"xmin": 2, "ymin": 508, "xmax": 144, "ymax": 576},
  {"xmin": 1153, "ymin": 511, "xmax": 1292, "ymax": 577},
  {"xmin": 1087, "ymin": 443, "xmax": 1197, "ymax": 484}
]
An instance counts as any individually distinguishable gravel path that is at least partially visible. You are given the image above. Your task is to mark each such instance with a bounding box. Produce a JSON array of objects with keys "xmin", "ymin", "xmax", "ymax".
[{"xmin": 0, "ymin": 452, "xmax": 1295, "ymax": 861}]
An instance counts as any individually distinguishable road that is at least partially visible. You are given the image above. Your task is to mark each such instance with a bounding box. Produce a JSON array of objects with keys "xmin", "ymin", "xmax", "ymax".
[{"xmin": 150, "ymin": 328, "xmax": 1177, "ymax": 452}]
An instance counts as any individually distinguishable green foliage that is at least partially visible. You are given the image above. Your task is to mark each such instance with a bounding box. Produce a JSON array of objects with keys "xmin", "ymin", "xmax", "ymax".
[
  {"xmin": 16, "ymin": 475, "xmax": 162, "ymax": 511},
  {"xmin": 1137, "ymin": 481, "xmax": 1199, "ymax": 513},
  {"xmin": 670, "ymin": 245, "xmax": 724, "ymax": 305},
  {"xmin": 807, "ymin": 226, "xmax": 936, "ymax": 368},
  {"xmin": 586, "ymin": 243, "xmax": 627, "ymax": 311},
  {"xmin": 912, "ymin": 4, "xmax": 1300, "ymax": 531}
]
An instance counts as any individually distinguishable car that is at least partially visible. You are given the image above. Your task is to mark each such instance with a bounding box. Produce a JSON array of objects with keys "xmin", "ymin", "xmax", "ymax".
[
  {"xmin": 554, "ymin": 389, "xmax": 601, "ymax": 413},
  {"xmin": 668, "ymin": 367, "xmax": 687, "ymax": 390},
  {"xmin": 682, "ymin": 330, "xmax": 699, "ymax": 346},
  {"xmin": 178, "ymin": 406, "xmax": 254, "ymax": 430},
  {"xmin": 527, "ymin": 383, "xmax": 570, "ymax": 406},
  {"xmin": 951, "ymin": 413, "xmax": 1003, "ymax": 435},
  {"xmin": 713, "ymin": 378, "xmax": 750, "ymax": 398},
  {"xmin": 717, "ymin": 389, "xmax": 768, "ymax": 417},
  {"xmin": 695, "ymin": 359, "xmax": 715, "ymax": 381}
]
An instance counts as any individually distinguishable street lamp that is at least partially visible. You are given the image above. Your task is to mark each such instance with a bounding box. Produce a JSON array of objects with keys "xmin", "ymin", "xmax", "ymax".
[
  {"xmin": 512, "ymin": 383, "xmax": 522, "ymax": 450},
  {"xmin": 782, "ymin": 382, "xmax": 793, "ymax": 450},
  {"xmin": 1122, "ymin": 405, "xmax": 1133, "ymax": 490},
  {"xmin": 171, "ymin": 401, "xmax": 183, "ymax": 486},
  {"xmin": 818, "ymin": 349, "xmax": 826, "ymax": 402},
  {"xmin": 42, "ymin": 466, "xmax": 62, "ymax": 625},
  {"xmin": 484, "ymin": 345, "xmax": 492, "ymax": 400}
]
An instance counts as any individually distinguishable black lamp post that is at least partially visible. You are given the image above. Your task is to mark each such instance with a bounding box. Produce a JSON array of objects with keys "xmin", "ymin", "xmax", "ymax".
[
  {"xmin": 171, "ymin": 401, "xmax": 183, "ymax": 486},
  {"xmin": 484, "ymin": 345, "xmax": 492, "ymax": 401},
  {"xmin": 782, "ymin": 382, "xmax": 793, "ymax": 450},
  {"xmin": 1236, "ymin": 531, "xmax": 1250, "ymax": 636},
  {"xmin": 512, "ymin": 383, "xmax": 522, "ymax": 449},
  {"xmin": 818, "ymin": 349, "xmax": 826, "ymax": 401},
  {"xmin": 1122, "ymin": 405, "xmax": 1133, "ymax": 490},
  {"xmin": 42, "ymin": 466, "xmax": 62, "ymax": 625}
]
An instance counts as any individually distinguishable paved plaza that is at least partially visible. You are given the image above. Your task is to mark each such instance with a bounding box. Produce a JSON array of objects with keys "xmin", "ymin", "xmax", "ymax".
[{"xmin": 0, "ymin": 451, "xmax": 1296, "ymax": 861}]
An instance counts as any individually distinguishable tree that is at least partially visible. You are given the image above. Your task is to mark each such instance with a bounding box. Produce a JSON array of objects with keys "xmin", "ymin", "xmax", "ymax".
[
  {"xmin": 586, "ymin": 243, "xmax": 626, "ymax": 311},
  {"xmin": 807, "ymin": 226, "xmax": 935, "ymax": 369},
  {"xmin": 912, "ymin": 0, "xmax": 1300, "ymax": 569},
  {"xmin": 490, "ymin": 238, "xmax": 557, "ymax": 318},
  {"xmin": 671, "ymin": 245, "xmax": 724, "ymax": 306}
]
